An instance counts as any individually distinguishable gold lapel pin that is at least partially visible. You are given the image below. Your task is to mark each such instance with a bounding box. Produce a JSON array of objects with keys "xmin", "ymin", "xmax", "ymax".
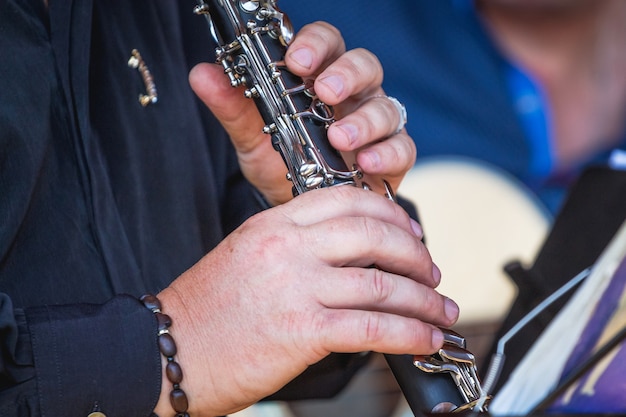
[{"xmin": 128, "ymin": 49, "xmax": 158, "ymax": 106}]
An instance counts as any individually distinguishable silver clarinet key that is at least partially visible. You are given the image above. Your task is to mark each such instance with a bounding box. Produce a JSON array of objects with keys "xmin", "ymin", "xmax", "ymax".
[
  {"xmin": 442, "ymin": 327, "xmax": 467, "ymax": 349},
  {"xmin": 439, "ymin": 344, "xmax": 482, "ymax": 401},
  {"xmin": 414, "ymin": 355, "xmax": 473, "ymax": 404},
  {"xmin": 414, "ymin": 329, "xmax": 491, "ymax": 412}
]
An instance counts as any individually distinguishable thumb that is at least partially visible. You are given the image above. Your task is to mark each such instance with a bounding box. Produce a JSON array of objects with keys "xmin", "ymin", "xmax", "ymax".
[
  {"xmin": 188, "ymin": 62, "xmax": 265, "ymax": 154},
  {"xmin": 188, "ymin": 62, "xmax": 293, "ymax": 204}
]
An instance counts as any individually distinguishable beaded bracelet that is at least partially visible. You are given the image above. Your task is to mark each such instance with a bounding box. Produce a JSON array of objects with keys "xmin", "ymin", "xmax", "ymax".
[{"xmin": 140, "ymin": 294, "xmax": 190, "ymax": 417}]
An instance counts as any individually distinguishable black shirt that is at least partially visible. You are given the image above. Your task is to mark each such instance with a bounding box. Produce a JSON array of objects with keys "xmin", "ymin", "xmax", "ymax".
[{"xmin": 0, "ymin": 1, "xmax": 364, "ymax": 415}]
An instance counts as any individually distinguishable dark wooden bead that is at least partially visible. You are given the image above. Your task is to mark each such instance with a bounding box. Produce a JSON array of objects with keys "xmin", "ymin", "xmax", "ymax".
[
  {"xmin": 158, "ymin": 332, "xmax": 177, "ymax": 357},
  {"xmin": 141, "ymin": 294, "xmax": 191, "ymax": 415},
  {"xmin": 140, "ymin": 294, "xmax": 161, "ymax": 312},
  {"xmin": 166, "ymin": 360, "xmax": 184, "ymax": 384},
  {"xmin": 170, "ymin": 388, "xmax": 189, "ymax": 413},
  {"xmin": 155, "ymin": 312, "xmax": 172, "ymax": 331}
]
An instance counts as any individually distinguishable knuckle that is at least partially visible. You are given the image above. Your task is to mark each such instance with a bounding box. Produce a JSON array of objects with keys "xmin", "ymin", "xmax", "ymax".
[
  {"xmin": 351, "ymin": 48, "xmax": 383, "ymax": 79},
  {"xmin": 422, "ymin": 288, "xmax": 437, "ymax": 309},
  {"xmin": 411, "ymin": 239, "xmax": 431, "ymax": 265},
  {"xmin": 326, "ymin": 183, "xmax": 360, "ymax": 205},
  {"xmin": 382, "ymin": 100, "xmax": 399, "ymax": 125},
  {"xmin": 405, "ymin": 135, "xmax": 417, "ymax": 160},
  {"xmin": 370, "ymin": 268, "xmax": 394, "ymax": 304},
  {"xmin": 337, "ymin": 48, "xmax": 382, "ymax": 87},
  {"xmin": 361, "ymin": 314, "xmax": 384, "ymax": 344},
  {"xmin": 390, "ymin": 135, "xmax": 417, "ymax": 169},
  {"xmin": 310, "ymin": 311, "xmax": 330, "ymax": 349},
  {"xmin": 399, "ymin": 145, "xmax": 417, "ymax": 172},
  {"xmin": 359, "ymin": 216, "xmax": 382, "ymax": 245},
  {"xmin": 409, "ymin": 323, "xmax": 437, "ymax": 355},
  {"xmin": 355, "ymin": 115, "xmax": 375, "ymax": 142},
  {"xmin": 321, "ymin": 21, "xmax": 342, "ymax": 40},
  {"xmin": 298, "ymin": 21, "xmax": 341, "ymax": 45},
  {"xmin": 423, "ymin": 289, "xmax": 445, "ymax": 315}
]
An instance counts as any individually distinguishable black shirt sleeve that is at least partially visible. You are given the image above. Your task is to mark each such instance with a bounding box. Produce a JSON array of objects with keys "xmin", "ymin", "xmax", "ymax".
[
  {"xmin": 0, "ymin": 293, "xmax": 161, "ymax": 417},
  {"xmin": 0, "ymin": 294, "xmax": 37, "ymax": 415}
]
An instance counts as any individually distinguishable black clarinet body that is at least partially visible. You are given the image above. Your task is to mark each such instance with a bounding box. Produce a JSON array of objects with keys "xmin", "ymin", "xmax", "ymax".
[
  {"xmin": 387, "ymin": 353, "xmax": 465, "ymax": 415},
  {"xmin": 195, "ymin": 0, "xmax": 357, "ymax": 195},
  {"xmin": 193, "ymin": 1, "xmax": 487, "ymax": 414}
]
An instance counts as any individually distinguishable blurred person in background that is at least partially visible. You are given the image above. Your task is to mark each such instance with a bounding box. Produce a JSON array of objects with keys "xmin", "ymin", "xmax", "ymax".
[{"xmin": 288, "ymin": 0, "xmax": 626, "ymax": 216}]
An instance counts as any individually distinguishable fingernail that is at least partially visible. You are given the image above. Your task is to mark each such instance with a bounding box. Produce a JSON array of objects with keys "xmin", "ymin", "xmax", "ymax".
[
  {"xmin": 289, "ymin": 48, "xmax": 313, "ymax": 69},
  {"xmin": 431, "ymin": 327, "xmax": 444, "ymax": 349},
  {"xmin": 432, "ymin": 263, "xmax": 441, "ymax": 285},
  {"xmin": 410, "ymin": 219, "xmax": 423, "ymax": 239},
  {"xmin": 444, "ymin": 297, "xmax": 459, "ymax": 323},
  {"xmin": 318, "ymin": 75, "xmax": 344, "ymax": 97}
]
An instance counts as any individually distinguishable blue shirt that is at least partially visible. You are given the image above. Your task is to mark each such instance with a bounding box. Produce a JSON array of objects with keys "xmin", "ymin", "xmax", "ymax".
[{"xmin": 285, "ymin": 0, "xmax": 626, "ymax": 215}]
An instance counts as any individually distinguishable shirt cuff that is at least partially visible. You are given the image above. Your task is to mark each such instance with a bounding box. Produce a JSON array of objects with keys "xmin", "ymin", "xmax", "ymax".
[{"xmin": 25, "ymin": 294, "xmax": 160, "ymax": 416}]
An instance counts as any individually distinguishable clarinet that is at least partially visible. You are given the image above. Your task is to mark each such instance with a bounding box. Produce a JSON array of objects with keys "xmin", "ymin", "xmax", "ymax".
[{"xmin": 193, "ymin": 1, "xmax": 489, "ymax": 414}]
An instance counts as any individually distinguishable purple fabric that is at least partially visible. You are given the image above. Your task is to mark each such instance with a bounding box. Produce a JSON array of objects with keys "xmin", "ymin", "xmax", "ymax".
[{"xmin": 549, "ymin": 256, "xmax": 626, "ymax": 413}]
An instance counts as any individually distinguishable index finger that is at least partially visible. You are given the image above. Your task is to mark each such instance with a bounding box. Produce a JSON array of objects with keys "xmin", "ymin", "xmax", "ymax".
[
  {"xmin": 279, "ymin": 186, "xmax": 423, "ymax": 239},
  {"xmin": 285, "ymin": 21, "xmax": 346, "ymax": 77},
  {"xmin": 285, "ymin": 23, "xmax": 383, "ymax": 105}
]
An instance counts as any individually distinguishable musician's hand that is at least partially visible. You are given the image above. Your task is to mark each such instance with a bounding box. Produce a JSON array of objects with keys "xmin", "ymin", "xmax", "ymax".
[
  {"xmin": 188, "ymin": 21, "xmax": 415, "ymax": 205},
  {"xmin": 286, "ymin": 22, "xmax": 415, "ymax": 196},
  {"xmin": 155, "ymin": 187, "xmax": 458, "ymax": 417}
]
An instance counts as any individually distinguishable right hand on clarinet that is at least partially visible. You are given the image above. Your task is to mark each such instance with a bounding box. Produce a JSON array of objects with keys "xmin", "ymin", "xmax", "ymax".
[{"xmin": 156, "ymin": 186, "xmax": 459, "ymax": 417}]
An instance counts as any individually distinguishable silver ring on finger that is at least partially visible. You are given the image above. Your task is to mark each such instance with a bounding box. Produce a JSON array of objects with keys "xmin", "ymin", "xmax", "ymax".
[{"xmin": 372, "ymin": 94, "xmax": 408, "ymax": 135}]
